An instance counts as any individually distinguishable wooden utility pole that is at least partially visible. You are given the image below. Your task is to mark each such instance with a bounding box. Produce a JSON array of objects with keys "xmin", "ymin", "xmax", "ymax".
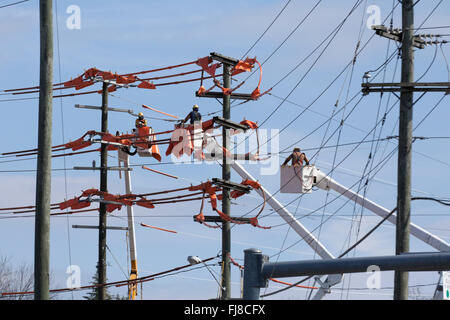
[
  {"xmin": 35, "ymin": 0, "xmax": 53, "ymax": 300},
  {"xmin": 97, "ymin": 82, "xmax": 109, "ymax": 300},
  {"xmin": 221, "ymin": 62, "xmax": 232, "ymax": 300},
  {"xmin": 363, "ymin": 0, "xmax": 436, "ymax": 300},
  {"xmin": 394, "ymin": 0, "xmax": 414, "ymax": 300},
  {"xmin": 195, "ymin": 53, "xmax": 255, "ymax": 299}
]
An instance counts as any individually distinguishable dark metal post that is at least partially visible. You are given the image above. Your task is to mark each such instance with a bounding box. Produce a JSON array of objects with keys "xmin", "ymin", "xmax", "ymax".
[
  {"xmin": 261, "ymin": 253, "xmax": 450, "ymax": 279},
  {"xmin": 243, "ymin": 249, "xmax": 268, "ymax": 300},
  {"xmin": 97, "ymin": 83, "xmax": 109, "ymax": 299},
  {"xmin": 395, "ymin": 0, "xmax": 414, "ymax": 300},
  {"xmin": 221, "ymin": 63, "xmax": 232, "ymax": 300},
  {"xmin": 35, "ymin": 0, "xmax": 53, "ymax": 300}
]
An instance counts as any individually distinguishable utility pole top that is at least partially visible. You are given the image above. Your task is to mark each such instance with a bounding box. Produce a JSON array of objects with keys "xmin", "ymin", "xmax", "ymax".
[
  {"xmin": 210, "ymin": 52, "xmax": 239, "ymax": 66},
  {"xmin": 372, "ymin": 25, "xmax": 426, "ymax": 49}
]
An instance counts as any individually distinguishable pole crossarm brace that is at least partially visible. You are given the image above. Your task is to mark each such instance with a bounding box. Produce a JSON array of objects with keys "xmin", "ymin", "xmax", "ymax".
[
  {"xmin": 362, "ymin": 82, "xmax": 450, "ymax": 95},
  {"xmin": 75, "ymin": 104, "xmax": 135, "ymax": 115},
  {"xmin": 372, "ymin": 25, "xmax": 426, "ymax": 49},
  {"xmin": 73, "ymin": 166, "xmax": 133, "ymax": 171},
  {"xmin": 91, "ymin": 139, "xmax": 128, "ymax": 148},
  {"xmin": 210, "ymin": 52, "xmax": 239, "ymax": 66},
  {"xmin": 195, "ymin": 91, "xmax": 255, "ymax": 101},
  {"xmin": 213, "ymin": 116, "xmax": 250, "ymax": 132},
  {"xmin": 93, "ymin": 77, "xmax": 136, "ymax": 89},
  {"xmin": 195, "ymin": 215, "xmax": 252, "ymax": 224},
  {"xmin": 211, "ymin": 178, "xmax": 252, "ymax": 194},
  {"xmin": 196, "ymin": 52, "xmax": 255, "ymax": 101},
  {"xmin": 87, "ymin": 198, "xmax": 124, "ymax": 206},
  {"xmin": 72, "ymin": 225, "xmax": 128, "ymax": 231}
]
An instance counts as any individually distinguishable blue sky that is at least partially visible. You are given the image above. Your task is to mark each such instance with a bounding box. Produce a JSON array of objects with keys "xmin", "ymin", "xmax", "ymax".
[{"xmin": 0, "ymin": 0, "xmax": 450, "ymax": 300}]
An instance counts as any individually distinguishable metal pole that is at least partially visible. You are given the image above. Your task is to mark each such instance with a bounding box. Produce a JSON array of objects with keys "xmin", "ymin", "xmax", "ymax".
[
  {"xmin": 395, "ymin": 0, "xmax": 414, "ymax": 300},
  {"xmin": 97, "ymin": 82, "xmax": 109, "ymax": 300},
  {"xmin": 262, "ymin": 252, "xmax": 450, "ymax": 279},
  {"xmin": 243, "ymin": 249, "xmax": 267, "ymax": 300},
  {"xmin": 122, "ymin": 151, "xmax": 138, "ymax": 300},
  {"xmin": 34, "ymin": 0, "xmax": 53, "ymax": 301},
  {"xmin": 221, "ymin": 63, "xmax": 232, "ymax": 300}
]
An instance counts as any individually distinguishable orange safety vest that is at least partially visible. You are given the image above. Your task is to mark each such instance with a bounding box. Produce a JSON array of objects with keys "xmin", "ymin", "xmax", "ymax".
[{"xmin": 291, "ymin": 152, "xmax": 305, "ymax": 166}]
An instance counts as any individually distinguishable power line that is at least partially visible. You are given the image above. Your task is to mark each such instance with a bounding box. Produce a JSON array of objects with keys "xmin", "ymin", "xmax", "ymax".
[
  {"xmin": 258, "ymin": 93, "xmax": 448, "ymax": 298},
  {"xmin": 233, "ymin": 0, "xmax": 401, "ymax": 159},
  {"xmin": 0, "ymin": 0, "xmax": 29, "ymax": 9},
  {"xmin": 240, "ymin": 0, "xmax": 292, "ymax": 59}
]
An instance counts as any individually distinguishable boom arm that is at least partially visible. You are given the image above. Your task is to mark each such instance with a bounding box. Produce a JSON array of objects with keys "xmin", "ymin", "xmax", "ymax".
[
  {"xmin": 311, "ymin": 166, "xmax": 450, "ymax": 252},
  {"xmin": 231, "ymin": 162, "xmax": 343, "ymax": 299},
  {"xmin": 118, "ymin": 149, "xmax": 139, "ymax": 300}
]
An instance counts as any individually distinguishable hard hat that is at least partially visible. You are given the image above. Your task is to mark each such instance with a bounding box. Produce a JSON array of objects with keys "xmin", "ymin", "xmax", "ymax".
[
  {"xmin": 193, "ymin": 104, "xmax": 199, "ymax": 110},
  {"xmin": 138, "ymin": 112, "xmax": 144, "ymax": 117}
]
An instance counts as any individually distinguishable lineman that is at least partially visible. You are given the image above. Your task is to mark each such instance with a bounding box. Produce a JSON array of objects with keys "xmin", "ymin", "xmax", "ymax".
[
  {"xmin": 135, "ymin": 112, "xmax": 147, "ymax": 128},
  {"xmin": 281, "ymin": 147, "xmax": 310, "ymax": 167},
  {"xmin": 183, "ymin": 104, "xmax": 202, "ymax": 124}
]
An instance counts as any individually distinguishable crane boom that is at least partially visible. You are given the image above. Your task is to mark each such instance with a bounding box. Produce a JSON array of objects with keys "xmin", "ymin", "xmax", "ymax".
[
  {"xmin": 231, "ymin": 162, "xmax": 343, "ymax": 299},
  {"xmin": 118, "ymin": 149, "xmax": 139, "ymax": 300},
  {"xmin": 312, "ymin": 166, "xmax": 450, "ymax": 252},
  {"xmin": 232, "ymin": 162, "xmax": 450, "ymax": 299}
]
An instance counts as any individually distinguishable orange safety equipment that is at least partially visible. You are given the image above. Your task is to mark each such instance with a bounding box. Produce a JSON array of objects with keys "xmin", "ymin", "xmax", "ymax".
[
  {"xmin": 138, "ymin": 81, "xmax": 156, "ymax": 89},
  {"xmin": 64, "ymin": 130, "xmax": 96, "ymax": 151},
  {"xmin": 65, "ymin": 136, "xmax": 93, "ymax": 151},
  {"xmin": 190, "ymin": 180, "xmax": 270, "ymax": 229},
  {"xmin": 58, "ymin": 189, "xmax": 156, "ymax": 214},
  {"xmin": 76, "ymin": 81, "xmax": 94, "ymax": 90},
  {"xmin": 142, "ymin": 104, "xmax": 179, "ymax": 119},
  {"xmin": 63, "ymin": 67, "xmax": 141, "ymax": 92},
  {"xmin": 195, "ymin": 57, "xmax": 219, "ymax": 77},
  {"xmin": 165, "ymin": 119, "xmax": 214, "ymax": 158},
  {"xmin": 135, "ymin": 199, "xmax": 155, "ymax": 209},
  {"xmin": 81, "ymin": 188, "xmax": 100, "ymax": 197},
  {"xmin": 240, "ymin": 119, "xmax": 259, "ymax": 130},
  {"xmin": 197, "ymin": 85, "xmax": 206, "ymax": 95},
  {"xmin": 231, "ymin": 57, "xmax": 256, "ymax": 76},
  {"xmin": 136, "ymin": 126, "xmax": 162, "ymax": 162}
]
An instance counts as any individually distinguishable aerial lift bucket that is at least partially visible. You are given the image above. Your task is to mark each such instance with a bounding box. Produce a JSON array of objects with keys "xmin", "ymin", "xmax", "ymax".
[
  {"xmin": 280, "ymin": 165, "xmax": 315, "ymax": 194},
  {"xmin": 136, "ymin": 126, "xmax": 156, "ymax": 157}
]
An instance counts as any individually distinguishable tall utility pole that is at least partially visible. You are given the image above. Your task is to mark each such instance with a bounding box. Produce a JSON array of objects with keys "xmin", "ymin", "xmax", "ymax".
[
  {"xmin": 35, "ymin": 0, "xmax": 53, "ymax": 300},
  {"xmin": 395, "ymin": 0, "xmax": 414, "ymax": 300},
  {"xmin": 195, "ymin": 53, "xmax": 255, "ymax": 299},
  {"xmin": 221, "ymin": 62, "xmax": 232, "ymax": 300},
  {"xmin": 97, "ymin": 82, "xmax": 109, "ymax": 300}
]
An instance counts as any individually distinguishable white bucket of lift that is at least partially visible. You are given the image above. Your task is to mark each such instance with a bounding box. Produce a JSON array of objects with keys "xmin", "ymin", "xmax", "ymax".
[{"xmin": 280, "ymin": 165, "xmax": 315, "ymax": 194}]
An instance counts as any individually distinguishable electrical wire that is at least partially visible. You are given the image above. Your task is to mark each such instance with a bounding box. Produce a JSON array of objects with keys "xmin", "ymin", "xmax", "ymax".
[
  {"xmin": 0, "ymin": 0, "xmax": 29, "ymax": 9},
  {"xmin": 240, "ymin": 0, "xmax": 292, "ymax": 59},
  {"xmin": 259, "ymin": 94, "xmax": 448, "ymax": 298},
  {"xmin": 54, "ymin": 0, "xmax": 74, "ymax": 300}
]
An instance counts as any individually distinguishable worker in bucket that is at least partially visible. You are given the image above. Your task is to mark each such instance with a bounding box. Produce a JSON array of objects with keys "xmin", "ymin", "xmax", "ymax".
[
  {"xmin": 281, "ymin": 147, "xmax": 310, "ymax": 167},
  {"xmin": 135, "ymin": 112, "xmax": 148, "ymax": 128},
  {"xmin": 183, "ymin": 104, "xmax": 202, "ymax": 124}
]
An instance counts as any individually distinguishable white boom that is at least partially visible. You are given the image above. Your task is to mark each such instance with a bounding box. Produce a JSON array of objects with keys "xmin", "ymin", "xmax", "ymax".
[
  {"xmin": 118, "ymin": 149, "xmax": 139, "ymax": 300},
  {"xmin": 232, "ymin": 162, "xmax": 450, "ymax": 299},
  {"xmin": 311, "ymin": 165, "xmax": 450, "ymax": 252},
  {"xmin": 231, "ymin": 162, "xmax": 343, "ymax": 299}
]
